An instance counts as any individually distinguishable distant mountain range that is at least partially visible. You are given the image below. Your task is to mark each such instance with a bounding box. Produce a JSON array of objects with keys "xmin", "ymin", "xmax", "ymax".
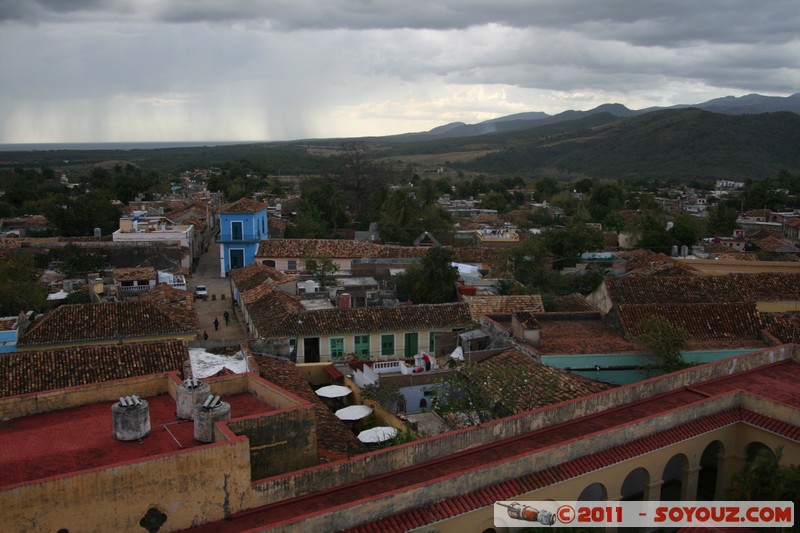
[{"xmin": 386, "ymin": 93, "xmax": 800, "ymax": 142}]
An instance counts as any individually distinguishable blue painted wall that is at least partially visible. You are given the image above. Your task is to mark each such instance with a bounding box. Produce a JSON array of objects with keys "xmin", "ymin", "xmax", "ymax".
[
  {"xmin": 542, "ymin": 349, "xmax": 755, "ymax": 385},
  {"xmin": 0, "ymin": 328, "xmax": 18, "ymax": 353},
  {"xmin": 218, "ymin": 208, "xmax": 268, "ymax": 275}
]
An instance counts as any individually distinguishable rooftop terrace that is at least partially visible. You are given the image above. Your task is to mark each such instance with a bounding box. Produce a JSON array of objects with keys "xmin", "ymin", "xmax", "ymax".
[{"xmin": 0, "ymin": 376, "xmax": 276, "ymax": 490}]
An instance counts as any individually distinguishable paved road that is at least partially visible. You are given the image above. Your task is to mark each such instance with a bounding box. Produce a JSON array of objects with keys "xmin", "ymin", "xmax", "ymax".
[{"xmin": 188, "ymin": 237, "xmax": 248, "ymax": 343}]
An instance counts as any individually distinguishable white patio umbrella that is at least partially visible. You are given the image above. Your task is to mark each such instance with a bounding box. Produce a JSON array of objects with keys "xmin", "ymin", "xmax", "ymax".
[
  {"xmin": 335, "ymin": 405, "xmax": 373, "ymax": 421},
  {"xmin": 315, "ymin": 385, "xmax": 352, "ymax": 398},
  {"xmin": 357, "ymin": 426, "xmax": 398, "ymax": 444}
]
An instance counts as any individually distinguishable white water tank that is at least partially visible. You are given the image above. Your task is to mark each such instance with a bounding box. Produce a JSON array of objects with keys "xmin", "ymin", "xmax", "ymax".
[
  {"xmin": 176, "ymin": 377, "xmax": 210, "ymax": 420},
  {"xmin": 193, "ymin": 395, "xmax": 231, "ymax": 443},
  {"xmin": 112, "ymin": 395, "xmax": 150, "ymax": 441}
]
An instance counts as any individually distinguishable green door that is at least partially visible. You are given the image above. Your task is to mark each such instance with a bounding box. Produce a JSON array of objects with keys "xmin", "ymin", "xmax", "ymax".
[{"xmin": 404, "ymin": 332, "xmax": 418, "ymax": 357}]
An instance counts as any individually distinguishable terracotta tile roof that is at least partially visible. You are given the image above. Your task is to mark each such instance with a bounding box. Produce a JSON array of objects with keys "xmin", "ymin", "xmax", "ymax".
[
  {"xmin": 512, "ymin": 311, "xmax": 539, "ymax": 330},
  {"xmin": 113, "ymin": 266, "xmax": 156, "ymax": 282},
  {"xmin": 476, "ymin": 348, "xmax": 614, "ymax": 407},
  {"xmin": 753, "ymin": 236, "xmax": 799, "ymax": 253},
  {"xmin": 730, "ymin": 273, "xmax": 800, "ymax": 301},
  {"xmin": 246, "ymin": 289, "xmax": 305, "ymax": 337},
  {"xmin": 19, "ymin": 301, "xmax": 197, "ymax": 347},
  {"xmin": 260, "ymin": 302, "xmax": 474, "ymax": 339},
  {"xmin": 0, "ymin": 340, "xmax": 188, "ymax": 397},
  {"xmin": 139, "ymin": 283, "xmax": 200, "ymax": 333},
  {"xmin": 605, "ymin": 275, "xmax": 740, "ymax": 305},
  {"xmin": 760, "ymin": 312, "xmax": 800, "ymax": 343},
  {"xmin": 624, "ymin": 252, "xmax": 697, "ymax": 276},
  {"xmin": 220, "ymin": 197, "xmax": 267, "ymax": 214},
  {"xmin": 461, "ymin": 295, "xmax": 544, "ymax": 319},
  {"xmin": 258, "ymin": 239, "xmax": 422, "ymax": 259},
  {"xmin": 257, "ymin": 239, "xmax": 502, "ymax": 264},
  {"xmin": 616, "ymin": 302, "xmax": 763, "ymax": 342},
  {"xmin": 184, "ymin": 216, "xmax": 207, "ymax": 234},
  {"xmin": 545, "ymin": 293, "xmax": 598, "ymax": 312},
  {"xmin": 536, "ymin": 317, "xmax": 637, "ymax": 354},
  {"xmin": 230, "ymin": 261, "xmax": 284, "ymax": 293},
  {"xmin": 255, "ymin": 356, "xmax": 363, "ymax": 461},
  {"xmin": 710, "ymin": 252, "xmax": 760, "ymax": 261}
]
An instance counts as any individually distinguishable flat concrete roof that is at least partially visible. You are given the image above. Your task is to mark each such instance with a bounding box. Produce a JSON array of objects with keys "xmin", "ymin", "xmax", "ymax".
[{"xmin": 1, "ymin": 391, "xmax": 274, "ymax": 489}]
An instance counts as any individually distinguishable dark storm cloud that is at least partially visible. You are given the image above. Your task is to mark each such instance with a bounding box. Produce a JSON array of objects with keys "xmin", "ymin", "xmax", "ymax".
[
  {"xmin": 2, "ymin": 1, "xmax": 798, "ymax": 143},
  {"xmin": 5, "ymin": 0, "xmax": 799, "ymax": 49}
]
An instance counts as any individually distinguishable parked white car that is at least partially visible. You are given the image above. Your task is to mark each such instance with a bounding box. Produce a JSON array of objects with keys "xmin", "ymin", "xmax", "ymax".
[{"xmin": 194, "ymin": 285, "xmax": 208, "ymax": 300}]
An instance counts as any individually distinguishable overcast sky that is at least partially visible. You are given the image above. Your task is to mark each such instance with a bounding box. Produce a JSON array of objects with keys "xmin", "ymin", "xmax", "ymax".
[{"xmin": 1, "ymin": 0, "xmax": 799, "ymax": 143}]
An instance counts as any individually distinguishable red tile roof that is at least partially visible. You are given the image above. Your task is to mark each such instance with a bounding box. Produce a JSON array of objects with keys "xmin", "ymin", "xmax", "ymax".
[
  {"xmin": 257, "ymin": 239, "xmax": 502, "ymax": 264},
  {"xmin": 760, "ymin": 312, "xmax": 800, "ymax": 343},
  {"xmin": 184, "ymin": 353, "xmax": 800, "ymax": 533},
  {"xmin": 604, "ymin": 273, "xmax": 800, "ymax": 305},
  {"xmin": 246, "ymin": 289, "xmax": 305, "ymax": 337},
  {"xmin": 280, "ymin": 303, "xmax": 473, "ymax": 338},
  {"xmin": 0, "ymin": 340, "xmax": 189, "ymax": 397},
  {"xmin": 616, "ymin": 302, "xmax": 764, "ymax": 342},
  {"xmin": 139, "ymin": 283, "xmax": 200, "ymax": 333},
  {"xmin": 536, "ymin": 317, "xmax": 637, "ymax": 354},
  {"xmin": 345, "ymin": 408, "xmax": 783, "ymax": 533},
  {"xmin": 219, "ymin": 197, "xmax": 267, "ymax": 214},
  {"xmin": 461, "ymin": 294, "xmax": 544, "ymax": 319},
  {"xmin": 475, "ymin": 348, "xmax": 614, "ymax": 408},
  {"xmin": 230, "ymin": 261, "xmax": 284, "ymax": 293},
  {"xmin": 113, "ymin": 266, "xmax": 156, "ymax": 282},
  {"xmin": 19, "ymin": 301, "xmax": 197, "ymax": 347},
  {"xmin": 545, "ymin": 293, "xmax": 598, "ymax": 312},
  {"xmin": 624, "ymin": 252, "xmax": 698, "ymax": 276}
]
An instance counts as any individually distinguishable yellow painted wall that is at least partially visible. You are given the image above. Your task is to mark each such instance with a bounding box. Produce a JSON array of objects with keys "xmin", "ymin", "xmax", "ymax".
[
  {"xmin": 298, "ymin": 330, "xmax": 440, "ymax": 363},
  {"xmin": 2, "ymin": 438, "xmax": 252, "ymax": 533}
]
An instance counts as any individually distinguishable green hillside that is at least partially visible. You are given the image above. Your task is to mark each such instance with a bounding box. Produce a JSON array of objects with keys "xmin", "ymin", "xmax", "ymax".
[{"xmin": 447, "ymin": 109, "xmax": 800, "ymax": 179}]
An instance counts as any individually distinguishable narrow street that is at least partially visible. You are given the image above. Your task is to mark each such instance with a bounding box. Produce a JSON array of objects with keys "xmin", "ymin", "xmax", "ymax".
[{"xmin": 188, "ymin": 237, "xmax": 248, "ymax": 343}]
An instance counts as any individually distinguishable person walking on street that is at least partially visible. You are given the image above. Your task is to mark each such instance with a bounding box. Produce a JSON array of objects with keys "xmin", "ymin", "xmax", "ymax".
[
  {"xmin": 202, "ymin": 330, "xmax": 209, "ymax": 341},
  {"xmin": 213, "ymin": 317, "xmax": 219, "ymax": 331},
  {"xmin": 223, "ymin": 311, "xmax": 230, "ymax": 326}
]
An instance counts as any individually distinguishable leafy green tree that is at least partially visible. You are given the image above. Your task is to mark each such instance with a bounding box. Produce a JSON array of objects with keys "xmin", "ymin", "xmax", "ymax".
[
  {"xmin": 534, "ymin": 177, "xmax": 561, "ymax": 199},
  {"xmin": 287, "ymin": 199, "xmax": 329, "ymax": 238},
  {"xmin": 668, "ymin": 218, "xmax": 699, "ymax": 248},
  {"xmin": 743, "ymin": 178, "xmax": 788, "ymax": 211},
  {"xmin": 361, "ymin": 381, "xmax": 402, "ymax": 412},
  {"xmin": 61, "ymin": 243, "xmax": 106, "ymax": 279},
  {"xmin": 0, "ymin": 252, "xmax": 47, "ymax": 315},
  {"xmin": 707, "ymin": 205, "xmax": 740, "ymax": 236},
  {"xmin": 542, "ymin": 222, "xmax": 604, "ymax": 269},
  {"xmin": 503, "ymin": 236, "xmax": 550, "ymax": 288},
  {"xmin": 728, "ymin": 445, "xmax": 800, "ymax": 502},
  {"xmin": 392, "ymin": 247, "xmax": 459, "ymax": 304},
  {"xmin": 588, "ymin": 183, "xmax": 625, "ymax": 222},
  {"xmin": 633, "ymin": 315, "xmax": 689, "ymax": 373},
  {"xmin": 478, "ymin": 191, "xmax": 510, "ymax": 213},
  {"xmin": 44, "ymin": 192, "xmax": 121, "ymax": 237},
  {"xmin": 305, "ymin": 255, "xmax": 339, "ymax": 289},
  {"xmin": 379, "ymin": 190, "xmax": 453, "ymax": 245},
  {"xmin": 548, "ymin": 191, "xmax": 581, "ymax": 217},
  {"xmin": 421, "ymin": 246, "xmax": 459, "ymax": 303},
  {"xmin": 64, "ymin": 290, "xmax": 90, "ymax": 304},
  {"xmin": 418, "ymin": 178, "xmax": 439, "ymax": 205}
]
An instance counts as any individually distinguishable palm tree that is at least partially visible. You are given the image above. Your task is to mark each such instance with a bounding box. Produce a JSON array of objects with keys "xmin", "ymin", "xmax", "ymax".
[{"xmin": 728, "ymin": 445, "xmax": 800, "ymax": 501}]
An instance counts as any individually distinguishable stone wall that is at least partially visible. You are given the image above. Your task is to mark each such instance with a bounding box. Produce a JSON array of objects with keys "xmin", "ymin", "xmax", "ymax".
[{"xmin": 228, "ymin": 406, "xmax": 316, "ymax": 479}]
